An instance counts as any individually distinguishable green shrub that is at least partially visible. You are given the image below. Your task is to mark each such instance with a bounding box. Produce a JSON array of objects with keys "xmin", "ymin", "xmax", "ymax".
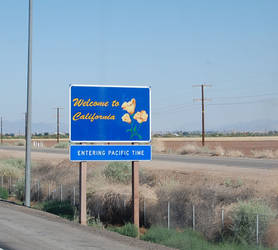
[
  {"xmin": 229, "ymin": 200, "xmax": 276, "ymax": 245},
  {"xmin": 0, "ymin": 187, "xmax": 8, "ymax": 199},
  {"xmin": 141, "ymin": 226, "xmax": 208, "ymax": 249},
  {"xmin": 103, "ymin": 162, "xmax": 131, "ymax": 184},
  {"xmin": 110, "ymin": 223, "xmax": 138, "ymax": 238},
  {"xmin": 42, "ymin": 200, "xmax": 75, "ymax": 220},
  {"xmin": 54, "ymin": 142, "xmax": 69, "ymax": 149},
  {"xmin": 88, "ymin": 215, "xmax": 103, "ymax": 229},
  {"xmin": 141, "ymin": 226, "xmax": 273, "ymax": 250},
  {"xmin": 4, "ymin": 159, "xmax": 25, "ymax": 169}
]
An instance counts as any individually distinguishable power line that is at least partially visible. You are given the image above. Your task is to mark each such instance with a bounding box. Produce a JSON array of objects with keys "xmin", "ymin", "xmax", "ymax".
[
  {"xmin": 154, "ymin": 101, "xmax": 194, "ymax": 110},
  {"xmin": 207, "ymin": 98, "xmax": 276, "ymax": 106},
  {"xmin": 152, "ymin": 105, "xmax": 199, "ymax": 116},
  {"xmin": 210, "ymin": 92, "xmax": 278, "ymax": 100}
]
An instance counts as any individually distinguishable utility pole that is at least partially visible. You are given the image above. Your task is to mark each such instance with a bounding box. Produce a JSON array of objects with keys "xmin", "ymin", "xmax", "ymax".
[
  {"xmin": 201, "ymin": 85, "xmax": 205, "ymax": 146},
  {"xmin": 25, "ymin": 0, "xmax": 33, "ymax": 207},
  {"xmin": 54, "ymin": 107, "xmax": 63, "ymax": 143},
  {"xmin": 25, "ymin": 112, "xmax": 27, "ymax": 141},
  {"xmin": 193, "ymin": 84, "xmax": 212, "ymax": 146},
  {"xmin": 1, "ymin": 116, "xmax": 3, "ymax": 144}
]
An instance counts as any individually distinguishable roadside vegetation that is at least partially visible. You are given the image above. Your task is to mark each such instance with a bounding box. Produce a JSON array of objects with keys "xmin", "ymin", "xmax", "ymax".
[
  {"xmin": 109, "ymin": 223, "xmax": 138, "ymax": 238},
  {"xmin": 0, "ymin": 158, "xmax": 25, "ymax": 178},
  {"xmin": 41, "ymin": 200, "xmax": 76, "ymax": 220},
  {"xmin": 0, "ymin": 187, "xmax": 8, "ymax": 199},
  {"xmin": 140, "ymin": 226, "xmax": 274, "ymax": 250},
  {"xmin": 2, "ymin": 157, "xmax": 278, "ymax": 249},
  {"xmin": 53, "ymin": 142, "xmax": 69, "ymax": 149}
]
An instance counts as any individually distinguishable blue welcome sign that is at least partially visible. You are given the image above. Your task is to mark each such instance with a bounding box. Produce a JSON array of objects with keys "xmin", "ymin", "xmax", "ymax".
[{"xmin": 69, "ymin": 85, "xmax": 151, "ymax": 142}]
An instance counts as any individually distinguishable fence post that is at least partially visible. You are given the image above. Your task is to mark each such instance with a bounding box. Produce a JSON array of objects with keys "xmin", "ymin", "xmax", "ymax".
[
  {"xmin": 143, "ymin": 199, "xmax": 146, "ymax": 227},
  {"xmin": 60, "ymin": 184, "xmax": 63, "ymax": 202},
  {"xmin": 48, "ymin": 183, "xmax": 50, "ymax": 200},
  {"xmin": 168, "ymin": 201, "xmax": 170, "ymax": 229},
  {"xmin": 221, "ymin": 208, "xmax": 224, "ymax": 231},
  {"xmin": 1, "ymin": 176, "xmax": 3, "ymax": 188},
  {"xmin": 37, "ymin": 180, "xmax": 40, "ymax": 201},
  {"xmin": 256, "ymin": 214, "xmax": 259, "ymax": 245},
  {"xmin": 9, "ymin": 176, "xmax": 11, "ymax": 194},
  {"xmin": 192, "ymin": 205, "xmax": 195, "ymax": 230},
  {"xmin": 73, "ymin": 186, "xmax": 76, "ymax": 206}
]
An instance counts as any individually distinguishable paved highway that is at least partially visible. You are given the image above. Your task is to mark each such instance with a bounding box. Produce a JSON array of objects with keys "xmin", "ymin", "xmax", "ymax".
[
  {"xmin": 0, "ymin": 145, "xmax": 277, "ymax": 169},
  {"xmin": 0, "ymin": 201, "xmax": 171, "ymax": 250}
]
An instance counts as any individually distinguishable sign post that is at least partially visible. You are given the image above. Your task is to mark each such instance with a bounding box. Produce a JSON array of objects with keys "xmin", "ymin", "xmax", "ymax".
[
  {"xmin": 132, "ymin": 161, "xmax": 139, "ymax": 232},
  {"xmin": 69, "ymin": 85, "xmax": 151, "ymax": 230},
  {"xmin": 79, "ymin": 161, "xmax": 87, "ymax": 225}
]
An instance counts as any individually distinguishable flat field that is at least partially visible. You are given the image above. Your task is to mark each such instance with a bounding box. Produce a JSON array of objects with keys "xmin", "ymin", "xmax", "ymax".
[{"xmin": 153, "ymin": 136, "xmax": 278, "ymax": 157}]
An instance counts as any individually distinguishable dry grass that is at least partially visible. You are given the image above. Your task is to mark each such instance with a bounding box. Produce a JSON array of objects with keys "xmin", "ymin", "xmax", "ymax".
[
  {"xmin": 265, "ymin": 220, "xmax": 278, "ymax": 247},
  {"xmin": 251, "ymin": 149, "xmax": 278, "ymax": 159},
  {"xmin": 2, "ymin": 150, "xmax": 278, "ymax": 243},
  {"xmin": 225, "ymin": 150, "xmax": 244, "ymax": 158},
  {"xmin": 152, "ymin": 140, "xmax": 166, "ymax": 153},
  {"xmin": 177, "ymin": 144, "xmax": 226, "ymax": 157},
  {"xmin": 172, "ymin": 141, "xmax": 278, "ymax": 159},
  {"xmin": 177, "ymin": 144, "xmax": 213, "ymax": 155},
  {"xmin": 213, "ymin": 146, "xmax": 225, "ymax": 156},
  {"xmin": 176, "ymin": 143, "xmax": 245, "ymax": 158},
  {"xmin": 177, "ymin": 144, "xmax": 200, "ymax": 154},
  {"xmin": 0, "ymin": 159, "xmax": 24, "ymax": 178}
]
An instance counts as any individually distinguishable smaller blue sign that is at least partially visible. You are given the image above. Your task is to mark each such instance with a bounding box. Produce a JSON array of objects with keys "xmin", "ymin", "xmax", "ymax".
[{"xmin": 70, "ymin": 145, "xmax": 151, "ymax": 161}]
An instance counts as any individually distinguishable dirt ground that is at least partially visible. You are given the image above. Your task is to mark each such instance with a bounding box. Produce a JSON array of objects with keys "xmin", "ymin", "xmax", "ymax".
[{"xmin": 153, "ymin": 137, "xmax": 278, "ymax": 157}]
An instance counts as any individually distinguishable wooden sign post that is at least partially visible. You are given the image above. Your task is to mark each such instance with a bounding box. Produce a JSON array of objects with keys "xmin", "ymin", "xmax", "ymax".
[
  {"xmin": 79, "ymin": 161, "xmax": 87, "ymax": 225},
  {"xmin": 132, "ymin": 161, "xmax": 139, "ymax": 235}
]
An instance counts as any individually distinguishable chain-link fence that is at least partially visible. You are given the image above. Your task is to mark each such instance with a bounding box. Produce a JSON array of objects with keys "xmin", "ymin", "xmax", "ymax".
[{"xmin": 0, "ymin": 176, "xmax": 275, "ymax": 248}]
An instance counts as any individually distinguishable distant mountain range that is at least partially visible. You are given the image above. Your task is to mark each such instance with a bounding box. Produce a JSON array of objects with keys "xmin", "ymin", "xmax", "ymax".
[
  {"xmin": 216, "ymin": 119, "xmax": 278, "ymax": 132},
  {"xmin": 2, "ymin": 120, "xmax": 68, "ymax": 135},
  {"xmin": 2, "ymin": 119, "xmax": 278, "ymax": 135}
]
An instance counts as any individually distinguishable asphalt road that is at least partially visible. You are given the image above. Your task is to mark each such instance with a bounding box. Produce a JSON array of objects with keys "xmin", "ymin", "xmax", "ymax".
[
  {"xmin": 0, "ymin": 201, "xmax": 171, "ymax": 250},
  {"xmin": 0, "ymin": 145, "xmax": 277, "ymax": 169}
]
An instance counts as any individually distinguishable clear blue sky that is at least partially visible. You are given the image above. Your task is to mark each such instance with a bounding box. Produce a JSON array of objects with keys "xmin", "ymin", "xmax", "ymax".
[{"xmin": 0, "ymin": 0, "xmax": 277, "ymax": 132}]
